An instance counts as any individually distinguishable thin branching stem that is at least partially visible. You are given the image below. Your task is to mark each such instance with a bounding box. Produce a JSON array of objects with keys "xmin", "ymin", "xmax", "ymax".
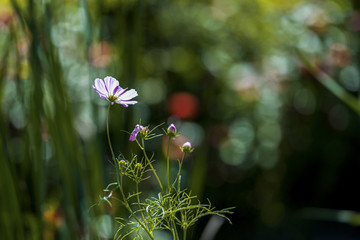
[
  {"xmin": 106, "ymin": 104, "xmax": 115, "ymax": 160},
  {"xmin": 178, "ymin": 153, "xmax": 186, "ymax": 191},
  {"xmin": 172, "ymin": 219, "xmax": 179, "ymax": 240},
  {"xmin": 136, "ymin": 182, "xmax": 146, "ymax": 224},
  {"xmin": 169, "ymin": 220, "xmax": 177, "ymax": 240},
  {"xmin": 141, "ymin": 139, "xmax": 163, "ymax": 191},
  {"xmin": 106, "ymin": 104, "xmax": 122, "ymax": 192}
]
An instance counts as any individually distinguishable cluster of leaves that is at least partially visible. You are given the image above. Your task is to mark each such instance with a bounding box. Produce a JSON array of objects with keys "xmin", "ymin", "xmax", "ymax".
[
  {"xmin": 115, "ymin": 191, "xmax": 233, "ymax": 240},
  {"xmin": 118, "ymin": 154, "xmax": 152, "ymax": 184}
]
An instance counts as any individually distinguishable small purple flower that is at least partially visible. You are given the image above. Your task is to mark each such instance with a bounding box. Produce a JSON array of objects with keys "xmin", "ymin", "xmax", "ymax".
[
  {"xmin": 129, "ymin": 125, "xmax": 149, "ymax": 141},
  {"xmin": 166, "ymin": 123, "xmax": 177, "ymax": 137},
  {"xmin": 180, "ymin": 142, "xmax": 194, "ymax": 153},
  {"xmin": 129, "ymin": 125, "xmax": 140, "ymax": 141},
  {"xmin": 93, "ymin": 76, "xmax": 138, "ymax": 107}
]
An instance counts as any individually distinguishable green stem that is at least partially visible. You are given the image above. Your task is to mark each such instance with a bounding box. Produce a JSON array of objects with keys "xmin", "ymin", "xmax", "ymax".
[
  {"xmin": 172, "ymin": 220, "xmax": 179, "ymax": 240},
  {"xmin": 106, "ymin": 104, "xmax": 121, "ymax": 190},
  {"xmin": 106, "ymin": 104, "xmax": 154, "ymax": 240},
  {"xmin": 178, "ymin": 153, "xmax": 186, "ymax": 191},
  {"xmin": 106, "ymin": 104, "xmax": 115, "ymax": 160},
  {"xmin": 141, "ymin": 139, "xmax": 163, "ymax": 191},
  {"xmin": 136, "ymin": 182, "xmax": 146, "ymax": 223},
  {"xmin": 168, "ymin": 220, "xmax": 177, "ymax": 240},
  {"xmin": 170, "ymin": 225, "xmax": 177, "ymax": 240},
  {"xmin": 183, "ymin": 229, "xmax": 187, "ymax": 240},
  {"xmin": 166, "ymin": 136, "xmax": 171, "ymax": 192}
]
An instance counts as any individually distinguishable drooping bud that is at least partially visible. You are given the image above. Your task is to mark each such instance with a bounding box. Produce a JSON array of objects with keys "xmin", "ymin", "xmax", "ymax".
[{"xmin": 129, "ymin": 125, "xmax": 140, "ymax": 141}]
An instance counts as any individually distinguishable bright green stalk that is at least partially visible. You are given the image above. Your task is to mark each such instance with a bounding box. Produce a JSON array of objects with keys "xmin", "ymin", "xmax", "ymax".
[
  {"xmin": 172, "ymin": 220, "xmax": 179, "ymax": 240},
  {"xmin": 166, "ymin": 136, "xmax": 171, "ymax": 192},
  {"xmin": 178, "ymin": 153, "xmax": 186, "ymax": 191},
  {"xmin": 141, "ymin": 139, "xmax": 163, "ymax": 191},
  {"xmin": 136, "ymin": 182, "xmax": 146, "ymax": 224},
  {"xmin": 183, "ymin": 229, "xmax": 187, "ymax": 240},
  {"xmin": 167, "ymin": 219, "xmax": 177, "ymax": 240},
  {"xmin": 170, "ymin": 225, "xmax": 177, "ymax": 240}
]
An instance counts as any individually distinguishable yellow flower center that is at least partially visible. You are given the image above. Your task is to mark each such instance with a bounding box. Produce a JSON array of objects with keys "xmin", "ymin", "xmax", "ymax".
[{"xmin": 108, "ymin": 95, "xmax": 118, "ymax": 102}]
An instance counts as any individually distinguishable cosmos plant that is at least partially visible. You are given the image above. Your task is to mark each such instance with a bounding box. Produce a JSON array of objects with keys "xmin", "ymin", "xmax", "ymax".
[{"xmin": 93, "ymin": 76, "xmax": 233, "ymax": 240}]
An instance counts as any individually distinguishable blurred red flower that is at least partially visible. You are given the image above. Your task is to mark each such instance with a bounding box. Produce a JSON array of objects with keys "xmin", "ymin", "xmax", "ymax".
[{"xmin": 167, "ymin": 92, "xmax": 199, "ymax": 119}]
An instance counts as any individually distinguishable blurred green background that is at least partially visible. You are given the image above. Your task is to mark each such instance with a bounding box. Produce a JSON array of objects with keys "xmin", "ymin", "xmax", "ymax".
[{"xmin": 2, "ymin": 0, "xmax": 360, "ymax": 239}]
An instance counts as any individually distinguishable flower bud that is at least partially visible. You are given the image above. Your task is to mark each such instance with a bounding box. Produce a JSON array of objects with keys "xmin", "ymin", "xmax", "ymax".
[
  {"xmin": 118, "ymin": 160, "xmax": 127, "ymax": 167},
  {"xmin": 135, "ymin": 163, "xmax": 142, "ymax": 169},
  {"xmin": 180, "ymin": 142, "xmax": 194, "ymax": 153},
  {"xmin": 166, "ymin": 123, "xmax": 178, "ymax": 137}
]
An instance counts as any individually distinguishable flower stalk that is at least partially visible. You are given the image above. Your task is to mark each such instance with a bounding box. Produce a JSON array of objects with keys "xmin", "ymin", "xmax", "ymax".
[
  {"xmin": 166, "ymin": 135, "xmax": 171, "ymax": 192},
  {"xmin": 183, "ymin": 229, "xmax": 187, "ymax": 240},
  {"xmin": 106, "ymin": 104, "xmax": 115, "ymax": 161},
  {"xmin": 141, "ymin": 138, "xmax": 164, "ymax": 192}
]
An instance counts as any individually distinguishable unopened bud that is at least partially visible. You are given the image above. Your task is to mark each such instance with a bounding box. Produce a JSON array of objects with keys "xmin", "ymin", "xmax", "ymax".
[
  {"xmin": 166, "ymin": 123, "xmax": 178, "ymax": 137},
  {"xmin": 118, "ymin": 160, "xmax": 127, "ymax": 167},
  {"xmin": 180, "ymin": 142, "xmax": 194, "ymax": 154}
]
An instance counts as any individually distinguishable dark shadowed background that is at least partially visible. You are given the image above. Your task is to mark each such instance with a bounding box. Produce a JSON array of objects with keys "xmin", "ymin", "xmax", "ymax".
[{"xmin": 1, "ymin": 0, "xmax": 360, "ymax": 239}]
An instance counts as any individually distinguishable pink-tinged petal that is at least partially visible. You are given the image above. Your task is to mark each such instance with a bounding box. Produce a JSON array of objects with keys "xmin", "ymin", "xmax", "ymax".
[
  {"xmin": 114, "ymin": 87, "xmax": 127, "ymax": 98},
  {"xmin": 104, "ymin": 76, "xmax": 119, "ymax": 95},
  {"xmin": 119, "ymin": 89, "xmax": 138, "ymax": 100},
  {"xmin": 93, "ymin": 78, "xmax": 108, "ymax": 96},
  {"xmin": 93, "ymin": 86, "xmax": 108, "ymax": 99},
  {"xmin": 129, "ymin": 125, "xmax": 140, "ymax": 141},
  {"xmin": 98, "ymin": 92, "xmax": 108, "ymax": 100},
  {"xmin": 126, "ymin": 100, "xmax": 138, "ymax": 105},
  {"xmin": 116, "ymin": 99, "xmax": 138, "ymax": 106}
]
